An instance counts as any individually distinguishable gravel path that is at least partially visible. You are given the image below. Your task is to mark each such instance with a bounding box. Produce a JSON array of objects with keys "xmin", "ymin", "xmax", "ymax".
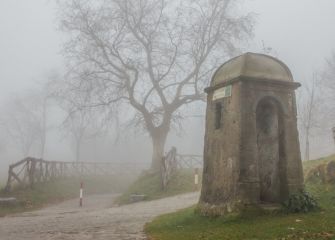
[{"xmin": 0, "ymin": 193, "xmax": 199, "ymax": 240}]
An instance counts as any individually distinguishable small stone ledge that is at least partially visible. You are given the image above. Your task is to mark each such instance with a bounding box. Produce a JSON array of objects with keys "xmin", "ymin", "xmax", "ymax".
[
  {"xmin": 197, "ymin": 201, "xmax": 283, "ymax": 217},
  {"xmin": 129, "ymin": 194, "xmax": 147, "ymax": 203},
  {"xmin": 258, "ymin": 203, "xmax": 282, "ymax": 211},
  {"xmin": 0, "ymin": 197, "xmax": 18, "ymax": 207},
  {"xmin": 196, "ymin": 202, "xmax": 241, "ymax": 217}
]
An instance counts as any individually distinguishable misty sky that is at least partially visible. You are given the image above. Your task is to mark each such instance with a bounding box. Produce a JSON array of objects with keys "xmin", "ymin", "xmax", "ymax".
[
  {"xmin": 1, "ymin": 0, "xmax": 335, "ymax": 100},
  {"xmin": 0, "ymin": 0, "xmax": 334, "ymax": 161}
]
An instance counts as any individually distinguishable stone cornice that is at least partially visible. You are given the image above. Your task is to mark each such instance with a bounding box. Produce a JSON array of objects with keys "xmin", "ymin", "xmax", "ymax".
[{"xmin": 205, "ymin": 76, "xmax": 301, "ymax": 93}]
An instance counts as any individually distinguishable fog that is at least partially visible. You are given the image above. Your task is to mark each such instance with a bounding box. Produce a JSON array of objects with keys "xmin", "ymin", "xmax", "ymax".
[{"xmin": 0, "ymin": 0, "xmax": 335, "ymax": 180}]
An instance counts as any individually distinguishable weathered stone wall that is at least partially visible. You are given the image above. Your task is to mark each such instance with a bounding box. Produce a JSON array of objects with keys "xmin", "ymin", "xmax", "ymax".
[
  {"xmin": 200, "ymin": 82, "xmax": 242, "ymax": 214},
  {"xmin": 238, "ymin": 79, "xmax": 303, "ymax": 204},
  {"xmin": 199, "ymin": 53, "xmax": 304, "ymax": 216}
]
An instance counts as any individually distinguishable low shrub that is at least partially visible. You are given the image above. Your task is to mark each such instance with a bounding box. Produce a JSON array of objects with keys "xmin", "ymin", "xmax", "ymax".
[{"xmin": 283, "ymin": 190, "xmax": 319, "ymax": 213}]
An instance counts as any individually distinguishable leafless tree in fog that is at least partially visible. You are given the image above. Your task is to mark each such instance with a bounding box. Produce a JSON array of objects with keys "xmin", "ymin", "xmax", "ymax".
[
  {"xmin": 299, "ymin": 73, "xmax": 321, "ymax": 161},
  {"xmin": 57, "ymin": 0, "xmax": 254, "ymax": 171},
  {"xmin": 0, "ymin": 92, "xmax": 50, "ymax": 158},
  {"xmin": 321, "ymin": 51, "xmax": 335, "ymax": 115},
  {"xmin": 0, "ymin": 132, "xmax": 7, "ymax": 155},
  {"xmin": 319, "ymin": 51, "xmax": 335, "ymax": 148},
  {"xmin": 50, "ymin": 78, "xmax": 105, "ymax": 162},
  {"xmin": 62, "ymin": 107, "xmax": 101, "ymax": 162}
]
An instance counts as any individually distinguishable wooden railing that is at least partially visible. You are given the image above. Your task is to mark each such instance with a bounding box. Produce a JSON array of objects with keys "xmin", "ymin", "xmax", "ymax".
[
  {"xmin": 161, "ymin": 147, "xmax": 178, "ymax": 190},
  {"xmin": 5, "ymin": 152, "xmax": 203, "ymax": 192},
  {"xmin": 5, "ymin": 157, "xmax": 141, "ymax": 192},
  {"xmin": 176, "ymin": 154, "xmax": 203, "ymax": 169},
  {"xmin": 161, "ymin": 148, "xmax": 203, "ymax": 190}
]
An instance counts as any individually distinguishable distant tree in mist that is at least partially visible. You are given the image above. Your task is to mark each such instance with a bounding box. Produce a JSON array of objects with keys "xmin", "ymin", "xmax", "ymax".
[
  {"xmin": 60, "ymin": 101, "xmax": 103, "ymax": 162},
  {"xmin": 0, "ymin": 92, "xmax": 50, "ymax": 158},
  {"xmin": 63, "ymin": 109, "xmax": 99, "ymax": 162},
  {"xmin": 0, "ymin": 132, "xmax": 7, "ymax": 155},
  {"xmin": 56, "ymin": 0, "xmax": 255, "ymax": 171},
  {"xmin": 321, "ymin": 52, "xmax": 335, "ymax": 115},
  {"xmin": 320, "ymin": 51, "xmax": 335, "ymax": 149},
  {"xmin": 50, "ymin": 78, "xmax": 105, "ymax": 162},
  {"xmin": 298, "ymin": 73, "xmax": 322, "ymax": 161}
]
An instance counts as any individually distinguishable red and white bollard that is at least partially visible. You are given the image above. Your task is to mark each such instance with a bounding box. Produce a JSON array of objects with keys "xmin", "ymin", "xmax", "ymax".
[{"xmin": 79, "ymin": 181, "xmax": 83, "ymax": 207}]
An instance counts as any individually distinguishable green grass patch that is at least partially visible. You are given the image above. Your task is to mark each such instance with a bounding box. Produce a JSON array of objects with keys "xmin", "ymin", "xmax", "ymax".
[
  {"xmin": 146, "ymin": 156, "xmax": 335, "ymax": 240},
  {"xmin": 303, "ymin": 154, "xmax": 335, "ymax": 175},
  {"xmin": 116, "ymin": 169, "xmax": 200, "ymax": 205},
  {"xmin": 0, "ymin": 175, "xmax": 134, "ymax": 217},
  {"xmin": 146, "ymin": 183, "xmax": 335, "ymax": 240}
]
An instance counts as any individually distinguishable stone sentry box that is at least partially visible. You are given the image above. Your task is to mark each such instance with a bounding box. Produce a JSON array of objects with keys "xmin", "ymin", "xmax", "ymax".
[{"xmin": 199, "ymin": 52, "xmax": 304, "ymax": 215}]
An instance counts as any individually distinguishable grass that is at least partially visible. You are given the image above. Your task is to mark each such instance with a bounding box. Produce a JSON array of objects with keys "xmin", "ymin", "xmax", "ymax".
[
  {"xmin": 146, "ymin": 182, "xmax": 335, "ymax": 240},
  {"xmin": 0, "ymin": 175, "xmax": 134, "ymax": 217},
  {"xmin": 145, "ymin": 155, "xmax": 335, "ymax": 240},
  {"xmin": 303, "ymin": 154, "xmax": 335, "ymax": 175},
  {"xmin": 116, "ymin": 169, "xmax": 199, "ymax": 205}
]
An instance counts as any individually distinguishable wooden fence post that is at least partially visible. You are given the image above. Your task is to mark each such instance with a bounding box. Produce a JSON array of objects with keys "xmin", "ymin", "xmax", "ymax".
[
  {"xmin": 37, "ymin": 161, "xmax": 42, "ymax": 183},
  {"xmin": 45, "ymin": 162, "xmax": 49, "ymax": 181},
  {"xmin": 161, "ymin": 147, "xmax": 178, "ymax": 190},
  {"xmin": 28, "ymin": 159, "xmax": 36, "ymax": 188},
  {"xmin": 5, "ymin": 166, "xmax": 13, "ymax": 192}
]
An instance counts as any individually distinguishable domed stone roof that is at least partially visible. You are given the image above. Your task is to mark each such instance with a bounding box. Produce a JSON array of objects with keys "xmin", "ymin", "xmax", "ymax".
[{"xmin": 211, "ymin": 52, "xmax": 294, "ymax": 86}]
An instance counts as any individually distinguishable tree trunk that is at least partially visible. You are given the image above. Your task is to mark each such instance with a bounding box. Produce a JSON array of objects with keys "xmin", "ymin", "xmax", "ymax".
[
  {"xmin": 40, "ymin": 138, "xmax": 46, "ymax": 159},
  {"xmin": 150, "ymin": 127, "xmax": 169, "ymax": 172},
  {"xmin": 40, "ymin": 99, "xmax": 47, "ymax": 159},
  {"xmin": 75, "ymin": 140, "xmax": 81, "ymax": 162},
  {"xmin": 305, "ymin": 132, "xmax": 310, "ymax": 161}
]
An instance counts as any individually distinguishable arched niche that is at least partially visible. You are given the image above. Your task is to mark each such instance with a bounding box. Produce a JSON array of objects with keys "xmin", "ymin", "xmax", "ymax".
[{"xmin": 256, "ymin": 97, "xmax": 288, "ymax": 203}]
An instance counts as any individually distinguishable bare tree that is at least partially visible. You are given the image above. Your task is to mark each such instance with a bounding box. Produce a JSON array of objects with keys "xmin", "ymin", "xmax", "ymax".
[
  {"xmin": 64, "ymin": 110, "xmax": 93, "ymax": 162},
  {"xmin": 320, "ymin": 51, "xmax": 335, "ymax": 147},
  {"xmin": 0, "ymin": 92, "xmax": 49, "ymax": 158},
  {"xmin": 299, "ymin": 73, "xmax": 321, "ymax": 161},
  {"xmin": 0, "ymin": 129, "xmax": 7, "ymax": 155},
  {"xmin": 61, "ymin": 105, "xmax": 103, "ymax": 162},
  {"xmin": 50, "ymin": 78, "xmax": 105, "ymax": 162},
  {"xmin": 322, "ymin": 51, "xmax": 335, "ymax": 113},
  {"xmin": 37, "ymin": 91, "xmax": 50, "ymax": 159},
  {"xmin": 57, "ymin": 0, "xmax": 254, "ymax": 171}
]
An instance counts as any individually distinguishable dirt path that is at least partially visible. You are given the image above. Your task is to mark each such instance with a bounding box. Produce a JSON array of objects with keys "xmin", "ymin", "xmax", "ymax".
[{"xmin": 0, "ymin": 193, "xmax": 199, "ymax": 240}]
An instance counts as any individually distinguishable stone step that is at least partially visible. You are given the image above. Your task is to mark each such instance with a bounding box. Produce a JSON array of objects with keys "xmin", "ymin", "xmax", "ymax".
[{"xmin": 0, "ymin": 197, "xmax": 18, "ymax": 207}]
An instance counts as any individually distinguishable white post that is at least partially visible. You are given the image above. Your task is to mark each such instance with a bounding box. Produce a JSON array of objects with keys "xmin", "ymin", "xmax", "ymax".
[
  {"xmin": 79, "ymin": 181, "xmax": 83, "ymax": 207},
  {"xmin": 194, "ymin": 168, "xmax": 199, "ymax": 190}
]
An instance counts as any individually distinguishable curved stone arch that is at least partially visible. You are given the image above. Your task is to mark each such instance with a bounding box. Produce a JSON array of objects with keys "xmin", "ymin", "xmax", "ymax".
[{"xmin": 253, "ymin": 95, "xmax": 288, "ymax": 117}]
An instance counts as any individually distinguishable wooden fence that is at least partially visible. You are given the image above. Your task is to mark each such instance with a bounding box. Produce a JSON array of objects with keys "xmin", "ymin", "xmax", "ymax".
[
  {"xmin": 161, "ymin": 147, "xmax": 178, "ymax": 190},
  {"xmin": 161, "ymin": 148, "xmax": 203, "ymax": 190},
  {"xmin": 5, "ymin": 152, "xmax": 203, "ymax": 192},
  {"xmin": 4, "ymin": 157, "xmax": 141, "ymax": 192},
  {"xmin": 176, "ymin": 154, "xmax": 203, "ymax": 169}
]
